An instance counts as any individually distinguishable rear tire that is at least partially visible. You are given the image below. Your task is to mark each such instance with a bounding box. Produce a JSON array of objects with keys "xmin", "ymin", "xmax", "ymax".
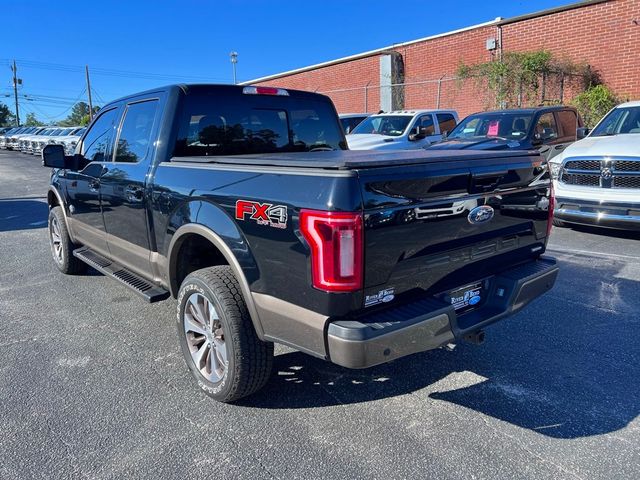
[
  {"xmin": 48, "ymin": 206, "xmax": 87, "ymax": 275},
  {"xmin": 177, "ymin": 266, "xmax": 273, "ymax": 402}
]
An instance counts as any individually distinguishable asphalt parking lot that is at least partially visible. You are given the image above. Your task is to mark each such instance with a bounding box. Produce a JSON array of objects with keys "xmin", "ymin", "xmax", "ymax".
[{"xmin": 1, "ymin": 149, "xmax": 639, "ymax": 480}]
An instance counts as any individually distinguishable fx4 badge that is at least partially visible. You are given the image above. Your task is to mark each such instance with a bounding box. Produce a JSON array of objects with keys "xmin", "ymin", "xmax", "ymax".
[{"xmin": 235, "ymin": 200, "xmax": 288, "ymax": 229}]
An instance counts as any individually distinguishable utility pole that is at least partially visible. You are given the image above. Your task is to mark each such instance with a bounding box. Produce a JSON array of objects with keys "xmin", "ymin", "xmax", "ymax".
[
  {"xmin": 230, "ymin": 52, "xmax": 238, "ymax": 84},
  {"xmin": 85, "ymin": 65, "xmax": 94, "ymax": 121},
  {"xmin": 11, "ymin": 60, "xmax": 20, "ymax": 126}
]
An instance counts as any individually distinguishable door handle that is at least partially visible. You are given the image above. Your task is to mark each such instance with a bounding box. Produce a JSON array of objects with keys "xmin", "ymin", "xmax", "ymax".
[{"xmin": 125, "ymin": 186, "xmax": 144, "ymax": 202}]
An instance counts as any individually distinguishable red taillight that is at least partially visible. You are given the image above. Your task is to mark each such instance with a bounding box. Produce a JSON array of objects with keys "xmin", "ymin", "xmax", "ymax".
[
  {"xmin": 242, "ymin": 86, "xmax": 289, "ymax": 96},
  {"xmin": 547, "ymin": 180, "xmax": 555, "ymax": 237},
  {"xmin": 299, "ymin": 209, "xmax": 363, "ymax": 292}
]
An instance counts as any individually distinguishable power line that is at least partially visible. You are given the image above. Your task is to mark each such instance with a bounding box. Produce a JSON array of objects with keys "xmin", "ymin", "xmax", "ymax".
[{"xmin": 1, "ymin": 58, "xmax": 228, "ymax": 82}]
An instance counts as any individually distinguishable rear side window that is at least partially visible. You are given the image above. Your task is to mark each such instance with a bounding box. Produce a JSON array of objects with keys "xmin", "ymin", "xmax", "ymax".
[
  {"xmin": 556, "ymin": 110, "xmax": 577, "ymax": 139},
  {"xmin": 115, "ymin": 100, "xmax": 159, "ymax": 163},
  {"xmin": 80, "ymin": 108, "xmax": 119, "ymax": 162},
  {"xmin": 173, "ymin": 89, "xmax": 346, "ymax": 157},
  {"xmin": 436, "ymin": 113, "xmax": 457, "ymax": 134}
]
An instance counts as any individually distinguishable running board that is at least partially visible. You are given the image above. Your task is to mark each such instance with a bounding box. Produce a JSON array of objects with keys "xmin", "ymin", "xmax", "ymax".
[{"xmin": 73, "ymin": 247, "xmax": 170, "ymax": 303}]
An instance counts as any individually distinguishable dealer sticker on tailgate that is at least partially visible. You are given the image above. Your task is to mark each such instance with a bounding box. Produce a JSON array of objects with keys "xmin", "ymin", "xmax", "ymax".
[{"xmin": 449, "ymin": 283, "xmax": 482, "ymax": 312}]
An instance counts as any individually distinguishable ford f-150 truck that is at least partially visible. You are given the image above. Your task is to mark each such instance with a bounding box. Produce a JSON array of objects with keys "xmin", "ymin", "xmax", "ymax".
[{"xmin": 43, "ymin": 84, "xmax": 558, "ymax": 402}]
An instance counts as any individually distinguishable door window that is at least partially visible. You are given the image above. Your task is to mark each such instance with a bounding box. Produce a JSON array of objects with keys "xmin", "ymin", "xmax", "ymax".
[
  {"xmin": 115, "ymin": 100, "xmax": 159, "ymax": 163},
  {"xmin": 556, "ymin": 110, "xmax": 577, "ymax": 140},
  {"xmin": 535, "ymin": 113, "xmax": 559, "ymax": 143},
  {"xmin": 436, "ymin": 113, "xmax": 457, "ymax": 134},
  {"xmin": 417, "ymin": 115, "xmax": 435, "ymax": 136},
  {"xmin": 80, "ymin": 108, "xmax": 119, "ymax": 162}
]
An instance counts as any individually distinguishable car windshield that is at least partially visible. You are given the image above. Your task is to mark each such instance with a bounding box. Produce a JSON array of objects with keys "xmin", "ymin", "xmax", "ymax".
[
  {"xmin": 447, "ymin": 113, "xmax": 534, "ymax": 140},
  {"xmin": 351, "ymin": 115, "xmax": 412, "ymax": 136},
  {"xmin": 590, "ymin": 106, "xmax": 640, "ymax": 136}
]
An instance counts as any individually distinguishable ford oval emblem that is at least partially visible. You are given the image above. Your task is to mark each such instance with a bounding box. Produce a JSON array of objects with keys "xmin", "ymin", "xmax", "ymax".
[
  {"xmin": 469, "ymin": 295, "xmax": 481, "ymax": 305},
  {"xmin": 468, "ymin": 205, "xmax": 495, "ymax": 225}
]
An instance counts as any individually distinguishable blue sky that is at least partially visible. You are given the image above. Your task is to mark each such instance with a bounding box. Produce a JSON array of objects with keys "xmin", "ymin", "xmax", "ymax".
[{"xmin": 4, "ymin": 0, "xmax": 576, "ymax": 123}]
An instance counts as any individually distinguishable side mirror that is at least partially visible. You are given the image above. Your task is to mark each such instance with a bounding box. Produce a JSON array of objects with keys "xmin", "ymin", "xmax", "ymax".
[
  {"xmin": 42, "ymin": 144, "xmax": 72, "ymax": 169},
  {"xmin": 409, "ymin": 127, "xmax": 426, "ymax": 141},
  {"xmin": 442, "ymin": 130, "xmax": 449, "ymax": 138},
  {"xmin": 576, "ymin": 127, "xmax": 590, "ymax": 139}
]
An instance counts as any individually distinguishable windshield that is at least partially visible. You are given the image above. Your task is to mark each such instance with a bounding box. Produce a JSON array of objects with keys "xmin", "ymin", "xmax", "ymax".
[
  {"xmin": 448, "ymin": 113, "xmax": 534, "ymax": 140},
  {"xmin": 351, "ymin": 115, "xmax": 412, "ymax": 136},
  {"xmin": 591, "ymin": 106, "xmax": 640, "ymax": 136}
]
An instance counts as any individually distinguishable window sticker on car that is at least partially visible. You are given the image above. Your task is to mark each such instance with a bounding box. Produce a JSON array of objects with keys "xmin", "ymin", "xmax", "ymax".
[
  {"xmin": 235, "ymin": 200, "xmax": 288, "ymax": 229},
  {"xmin": 487, "ymin": 120, "xmax": 499, "ymax": 136}
]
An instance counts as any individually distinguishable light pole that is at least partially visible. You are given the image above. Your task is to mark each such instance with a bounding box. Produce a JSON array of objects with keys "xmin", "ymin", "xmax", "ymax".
[{"xmin": 230, "ymin": 51, "xmax": 238, "ymax": 84}]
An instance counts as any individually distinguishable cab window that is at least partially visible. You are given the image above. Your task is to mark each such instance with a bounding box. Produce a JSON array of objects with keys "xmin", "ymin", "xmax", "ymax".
[
  {"xmin": 436, "ymin": 113, "xmax": 456, "ymax": 134},
  {"xmin": 535, "ymin": 113, "xmax": 558, "ymax": 143},
  {"xmin": 115, "ymin": 100, "xmax": 159, "ymax": 163},
  {"xmin": 80, "ymin": 108, "xmax": 119, "ymax": 163},
  {"xmin": 556, "ymin": 110, "xmax": 577, "ymax": 140},
  {"xmin": 417, "ymin": 115, "xmax": 435, "ymax": 136}
]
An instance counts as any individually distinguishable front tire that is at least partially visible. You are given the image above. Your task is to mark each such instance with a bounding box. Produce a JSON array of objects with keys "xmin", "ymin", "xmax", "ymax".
[
  {"xmin": 177, "ymin": 266, "xmax": 273, "ymax": 402},
  {"xmin": 48, "ymin": 206, "xmax": 87, "ymax": 275}
]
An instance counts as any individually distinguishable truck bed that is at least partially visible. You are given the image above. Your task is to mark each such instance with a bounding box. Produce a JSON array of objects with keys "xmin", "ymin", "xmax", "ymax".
[{"xmin": 170, "ymin": 149, "xmax": 541, "ymax": 170}]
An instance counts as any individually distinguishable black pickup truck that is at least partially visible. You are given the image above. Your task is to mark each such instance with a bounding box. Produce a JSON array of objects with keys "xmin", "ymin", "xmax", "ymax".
[{"xmin": 43, "ymin": 84, "xmax": 558, "ymax": 402}]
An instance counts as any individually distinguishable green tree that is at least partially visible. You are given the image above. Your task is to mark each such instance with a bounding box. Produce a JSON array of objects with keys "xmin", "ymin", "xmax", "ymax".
[
  {"xmin": 0, "ymin": 102, "xmax": 15, "ymax": 127},
  {"xmin": 60, "ymin": 102, "xmax": 100, "ymax": 127},
  {"xmin": 572, "ymin": 85, "xmax": 621, "ymax": 128},
  {"xmin": 24, "ymin": 112, "xmax": 45, "ymax": 127}
]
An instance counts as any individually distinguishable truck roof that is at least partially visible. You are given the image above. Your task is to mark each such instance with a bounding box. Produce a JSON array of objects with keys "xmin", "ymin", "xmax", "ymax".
[
  {"xmin": 470, "ymin": 106, "xmax": 577, "ymax": 115},
  {"xmin": 173, "ymin": 148, "xmax": 538, "ymax": 170}
]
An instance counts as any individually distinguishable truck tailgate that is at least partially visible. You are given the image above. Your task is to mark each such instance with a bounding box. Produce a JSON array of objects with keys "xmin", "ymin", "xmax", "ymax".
[{"xmin": 357, "ymin": 152, "xmax": 551, "ymax": 307}]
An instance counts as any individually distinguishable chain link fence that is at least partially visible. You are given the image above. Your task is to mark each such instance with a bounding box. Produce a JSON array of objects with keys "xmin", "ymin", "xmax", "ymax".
[{"xmin": 318, "ymin": 71, "xmax": 588, "ymax": 115}]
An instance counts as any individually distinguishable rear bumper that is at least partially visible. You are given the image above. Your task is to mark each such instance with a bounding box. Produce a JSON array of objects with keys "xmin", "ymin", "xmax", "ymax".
[
  {"xmin": 555, "ymin": 197, "xmax": 640, "ymax": 230},
  {"xmin": 327, "ymin": 257, "xmax": 558, "ymax": 369}
]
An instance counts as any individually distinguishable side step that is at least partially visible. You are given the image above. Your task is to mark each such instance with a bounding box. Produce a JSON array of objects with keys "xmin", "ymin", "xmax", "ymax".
[{"xmin": 73, "ymin": 247, "xmax": 170, "ymax": 303}]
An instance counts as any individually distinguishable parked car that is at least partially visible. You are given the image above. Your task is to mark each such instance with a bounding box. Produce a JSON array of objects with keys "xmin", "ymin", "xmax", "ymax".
[
  {"xmin": 32, "ymin": 127, "xmax": 79, "ymax": 156},
  {"xmin": 5, "ymin": 126, "xmax": 43, "ymax": 150},
  {"xmin": 18, "ymin": 127, "xmax": 50, "ymax": 153},
  {"xmin": 1, "ymin": 126, "xmax": 31, "ymax": 149},
  {"xmin": 42, "ymin": 84, "xmax": 557, "ymax": 402},
  {"xmin": 55, "ymin": 127, "xmax": 86, "ymax": 155},
  {"xmin": 347, "ymin": 109, "xmax": 459, "ymax": 150},
  {"xmin": 549, "ymin": 100, "xmax": 640, "ymax": 230},
  {"xmin": 427, "ymin": 106, "xmax": 582, "ymax": 160},
  {"xmin": 339, "ymin": 113, "xmax": 370, "ymax": 134},
  {"xmin": 0, "ymin": 127, "xmax": 23, "ymax": 148}
]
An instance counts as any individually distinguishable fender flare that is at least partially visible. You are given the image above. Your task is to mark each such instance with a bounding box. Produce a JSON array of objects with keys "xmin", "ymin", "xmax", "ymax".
[
  {"xmin": 47, "ymin": 186, "xmax": 76, "ymax": 243},
  {"xmin": 167, "ymin": 223, "xmax": 265, "ymax": 340}
]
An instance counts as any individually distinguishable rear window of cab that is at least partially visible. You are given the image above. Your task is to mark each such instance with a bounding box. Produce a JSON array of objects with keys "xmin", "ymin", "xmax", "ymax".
[{"xmin": 173, "ymin": 88, "xmax": 347, "ymax": 157}]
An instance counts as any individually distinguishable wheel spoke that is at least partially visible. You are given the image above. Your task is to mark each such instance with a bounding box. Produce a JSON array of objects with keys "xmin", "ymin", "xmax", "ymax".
[
  {"xmin": 194, "ymin": 341, "xmax": 209, "ymax": 369},
  {"xmin": 192, "ymin": 297, "xmax": 207, "ymax": 325},
  {"xmin": 212, "ymin": 337, "xmax": 227, "ymax": 366},
  {"xmin": 184, "ymin": 314, "xmax": 207, "ymax": 336}
]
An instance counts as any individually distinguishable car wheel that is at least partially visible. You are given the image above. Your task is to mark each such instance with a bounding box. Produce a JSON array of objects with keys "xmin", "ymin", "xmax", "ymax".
[
  {"xmin": 48, "ymin": 206, "xmax": 87, "ymax": 275},
  {"xmin": 177, "ymin": 266, "xmax": 273, "ymax": 402}
]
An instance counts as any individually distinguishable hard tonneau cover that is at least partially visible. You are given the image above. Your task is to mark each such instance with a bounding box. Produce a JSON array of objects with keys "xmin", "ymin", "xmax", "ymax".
[{"xmin": 170, "ymin": 149, "xmax": 541, "ymax": 170}]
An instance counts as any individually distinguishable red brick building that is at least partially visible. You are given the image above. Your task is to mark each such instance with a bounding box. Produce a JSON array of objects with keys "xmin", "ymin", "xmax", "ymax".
[{"xmin": 249, "ymin": 0, "xmax": 640, "ymax": 117}]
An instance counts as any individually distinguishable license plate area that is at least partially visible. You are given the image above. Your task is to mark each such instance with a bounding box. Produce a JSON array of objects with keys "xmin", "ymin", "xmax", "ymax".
[{"xmin": 447, "ymin": 282, "xmax": 483, "ymax": 313}]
